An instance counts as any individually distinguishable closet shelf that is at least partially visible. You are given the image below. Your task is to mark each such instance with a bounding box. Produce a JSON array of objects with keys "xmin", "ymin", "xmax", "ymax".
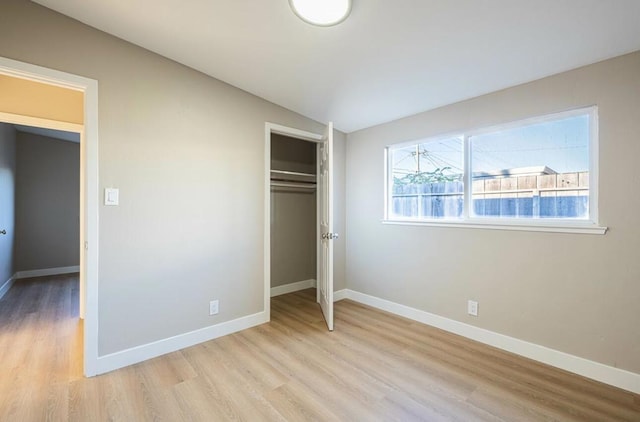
[{"xmin": 270, "ymin": 169, "xmax": 316, "ymax": 191}]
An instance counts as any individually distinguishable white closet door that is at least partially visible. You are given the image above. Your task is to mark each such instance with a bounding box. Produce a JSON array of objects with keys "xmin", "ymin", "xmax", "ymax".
[{"xmin": 317, "ymin": 122, "xmax": 334, "ymax": 331}]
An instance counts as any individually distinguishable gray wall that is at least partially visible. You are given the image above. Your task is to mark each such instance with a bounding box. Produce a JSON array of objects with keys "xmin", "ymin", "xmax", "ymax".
[
  {"xmin": 0, "ymin": 123, "xmax": 16, "ymax": 285},
  {"xmin": 271, "ymin": 135, "xmax": 317, "ymax": 288},
  {"xmin": 14, "ymin": 132, "xmax": 80, "ymax": 272},
  {"xmin": 346, "ymin": 51, "xmax": 640, "ymax": 374},
  {"xmin": 0, "ymin": 0, "xmax": 346, "ymax": 355}
]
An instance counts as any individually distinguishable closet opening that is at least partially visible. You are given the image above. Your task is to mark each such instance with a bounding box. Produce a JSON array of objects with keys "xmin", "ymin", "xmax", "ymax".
[
  {"xmin": 269, "ymin": 134, "xmax": 318, "ymax": 299},
  {"xmin": 264, "ymin": 122, "xmax": 334, "ymax": 330}
]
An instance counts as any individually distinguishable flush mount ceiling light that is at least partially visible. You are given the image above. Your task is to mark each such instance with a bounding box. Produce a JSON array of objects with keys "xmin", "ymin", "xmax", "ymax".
[{"xmin": 289, "ymin": 0, "xmax": 352, "ymax": 26}]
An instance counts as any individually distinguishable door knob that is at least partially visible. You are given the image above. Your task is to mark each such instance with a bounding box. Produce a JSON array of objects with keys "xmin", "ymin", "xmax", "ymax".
[
  {"xmin": 328, "ymin": 233, "xmax": 339, "ymax": 240},
  {"xmin": 0, "ymin": 230, "xmax": 6, "ymax": 235}
]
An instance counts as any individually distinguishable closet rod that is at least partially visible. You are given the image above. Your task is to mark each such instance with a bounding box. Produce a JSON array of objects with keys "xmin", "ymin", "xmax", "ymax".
[
  {"xmin": 270, "ymin": 181, "xmax": 316, "ymax": 189},
  {"xmin": 270, "ymin": 169, "xmax": 315, "ymax": 178}
]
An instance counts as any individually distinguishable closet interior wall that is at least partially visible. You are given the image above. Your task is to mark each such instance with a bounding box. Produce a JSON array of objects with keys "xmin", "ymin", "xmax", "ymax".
[{"xmin": 270, "ymin": 134, "xmax": 317, "ymax": 290}]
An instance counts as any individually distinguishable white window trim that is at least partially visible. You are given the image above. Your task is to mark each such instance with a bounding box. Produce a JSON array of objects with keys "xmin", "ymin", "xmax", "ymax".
[{"xmin": 383, "ymin": 106, "xmax": 607, "ymax": 235}]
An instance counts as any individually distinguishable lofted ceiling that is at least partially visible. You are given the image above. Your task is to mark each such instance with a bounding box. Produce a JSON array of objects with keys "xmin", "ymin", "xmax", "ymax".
[{"xmin": 33, "ymin": 0, "xmax": 640, "ymax": 133}]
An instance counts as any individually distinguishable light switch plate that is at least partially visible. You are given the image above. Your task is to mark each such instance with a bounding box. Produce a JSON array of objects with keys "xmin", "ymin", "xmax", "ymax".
[
  {"xmin": 467, "ymin": 300, "xmax": 478, "ymax": 317},
  {"xmin": 104, "ymin": 188, "xmax": 119, "ymax": 206},
  {"xmin": 209, "ymin": 300, "xmax": 219, "ymax": 315}
]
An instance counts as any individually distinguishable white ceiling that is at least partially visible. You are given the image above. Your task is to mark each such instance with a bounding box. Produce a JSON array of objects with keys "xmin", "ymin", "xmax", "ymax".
[{"xmin": 33, "ymin": 0, "xmax": 640, "ymax": 133}]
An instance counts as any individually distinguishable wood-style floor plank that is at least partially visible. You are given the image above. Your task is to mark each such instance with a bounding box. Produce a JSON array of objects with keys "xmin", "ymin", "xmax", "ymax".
[{"xmin": 1, "ymin": 276, "xmax": 638, "ymax": 421}]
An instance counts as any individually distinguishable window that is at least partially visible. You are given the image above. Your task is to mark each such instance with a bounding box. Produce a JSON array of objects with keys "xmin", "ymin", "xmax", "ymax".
[
  {"xmin": 385, "ymin": 107, "xmax": 604, "ymax": 233},
  {"xmin": 389, "ymin": 136, "xmax": 464, "ymax": 220}
]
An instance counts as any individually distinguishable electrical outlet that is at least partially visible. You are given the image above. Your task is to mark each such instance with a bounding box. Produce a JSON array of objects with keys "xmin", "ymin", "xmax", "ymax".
[
  {"xmin": 467, "ymin": 300, "xmax": 478, "ymax": 316},
  {"xmin": 209, "ymin": 300, "xmax": 219, "ymax": 315}
]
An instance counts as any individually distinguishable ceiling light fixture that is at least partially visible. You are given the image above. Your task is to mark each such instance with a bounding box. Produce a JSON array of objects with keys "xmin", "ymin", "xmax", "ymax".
[{"xmin": 289, "ymin": 0, "xmax": 352, "ymax": 27}]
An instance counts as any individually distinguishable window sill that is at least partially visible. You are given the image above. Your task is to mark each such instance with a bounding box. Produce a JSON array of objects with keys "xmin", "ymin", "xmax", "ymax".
[{"xmin": 381, "ymin": 219, "xmax": 608, "ymax": 235}]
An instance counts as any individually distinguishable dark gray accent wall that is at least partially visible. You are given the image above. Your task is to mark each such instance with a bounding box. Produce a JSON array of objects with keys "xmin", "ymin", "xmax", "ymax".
[
  {"xmin": 0, "ymin": 123, "xmax": 16, "ymax": 285},
  {"xmin": 14, "ymin": 132, "xmax": 79, "ymax": 272}
]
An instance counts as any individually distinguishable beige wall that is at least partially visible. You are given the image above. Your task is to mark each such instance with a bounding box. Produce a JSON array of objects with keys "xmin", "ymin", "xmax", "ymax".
[
  {"xmin": 271, "ymin": 134, "xmax": 316, "ymax": 174},
  {"xmin": 270, "ymin": 190, "xmax": 316, "ymax": 287},
  {"xmin": 346, "ymin": 51, "xmax": 640, "ymax": 374},
  {"xmin": 0, "ymin": 74, "xmax": 83, "ymax": 124},
  {"xmin": 0, "ymin": 0, "xmax": 345, "ymax": 355},
  {"xmin": 0, "ymin": 123, "xmax": 16, "ymax": 284},
  {"xmin": 332, "ymin": 131, "xmax": 347, "ymax": 292},
  {"xmin": 14, "ymin": 132, "xmax": 80, "ymax": 272},
  {"xmin": 271, "ymin": 135, "xmax": 317, "ymax": 288}
]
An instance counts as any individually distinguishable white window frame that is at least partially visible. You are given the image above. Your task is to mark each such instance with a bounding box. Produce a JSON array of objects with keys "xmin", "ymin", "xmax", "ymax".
[{"xmin": 383, "ymin": 106, "xmax": 607, "ymax": 235}]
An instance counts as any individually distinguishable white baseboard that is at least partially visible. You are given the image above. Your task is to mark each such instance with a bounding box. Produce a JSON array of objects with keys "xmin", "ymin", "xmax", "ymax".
[
  {"xmin": 15, "ymin": 265, "xmax": 80, "ymax": 279},
  {"xmin": 341, "ymin": 289, "xmax": 640, "ymax": 395},
  {"xmin": 95, "ymin": 311, "xmax": 268, "ymax": 375},
  {"xmin": 270, "ymin": 279, "xmax": 316, "ymax": 297},
  {"xmin": 334, "ymin": 289, "xmax": 347, "ymax": 301},
  {"xmin": 95, "ymin": 285, "xmax": 349, "ymax": 375},
  {"xmin": 0, "ymin": 275, "xmax": 15, "ymax": 300}
]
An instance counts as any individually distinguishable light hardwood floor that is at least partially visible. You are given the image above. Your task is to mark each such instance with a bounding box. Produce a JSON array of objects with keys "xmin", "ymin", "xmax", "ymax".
[{"xmin": 1, "ymin": 275, "xmax": 638, "ymax": 421}]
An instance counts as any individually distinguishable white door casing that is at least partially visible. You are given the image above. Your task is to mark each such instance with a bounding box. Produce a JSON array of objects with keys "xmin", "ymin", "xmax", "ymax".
[{"xmin": 0, "ymin": 56, "xmax": 100, "ymax": 376}]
